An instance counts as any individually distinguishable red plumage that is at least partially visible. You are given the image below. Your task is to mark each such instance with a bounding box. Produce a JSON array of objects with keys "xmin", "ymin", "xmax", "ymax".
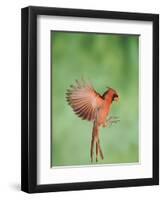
[{"xmin": 66, "ymin": 80, "xmax": 119, "ymax": 162}]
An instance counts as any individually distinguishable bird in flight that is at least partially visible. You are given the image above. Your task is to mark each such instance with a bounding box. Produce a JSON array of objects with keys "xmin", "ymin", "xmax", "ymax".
[{"xmin": 66, "ymin": 79, "xmax": 119, "ymax": 162}]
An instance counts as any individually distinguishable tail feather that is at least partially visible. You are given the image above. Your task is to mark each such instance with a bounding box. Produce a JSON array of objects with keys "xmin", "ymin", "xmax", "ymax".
[{"xmin": 90, "ymin": 121, "xmax": 99, "ymax": 162}]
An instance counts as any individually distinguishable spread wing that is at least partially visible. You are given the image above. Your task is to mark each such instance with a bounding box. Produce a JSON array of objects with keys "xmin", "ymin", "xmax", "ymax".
[{"xmin": 66, "ymin": 80, "xmax": 103, "ymax": 121}]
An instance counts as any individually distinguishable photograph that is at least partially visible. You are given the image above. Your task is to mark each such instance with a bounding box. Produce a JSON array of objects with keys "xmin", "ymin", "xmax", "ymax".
[
  {"xmin": 51, "ymin": 31, "xmax": 139, "ymax": 167},
  {"xmin": 21, "ymin": 6, "xmax": 159, "ymax": 193}
]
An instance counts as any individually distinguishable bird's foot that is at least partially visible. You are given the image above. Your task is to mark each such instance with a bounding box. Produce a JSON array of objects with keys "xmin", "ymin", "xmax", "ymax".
[{"xmin": 106, "ymin": 116, "xmax": 120, "ymax": 126}]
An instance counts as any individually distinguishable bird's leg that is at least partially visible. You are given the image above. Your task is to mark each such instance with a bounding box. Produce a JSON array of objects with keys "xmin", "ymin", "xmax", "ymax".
[
  {"xmin": 106, "ymin": 116, "xmax": 120, "ymax": 126},
  {"xmin": 102, "ymin": 121, "xmax": 108, "ymax": 127}
]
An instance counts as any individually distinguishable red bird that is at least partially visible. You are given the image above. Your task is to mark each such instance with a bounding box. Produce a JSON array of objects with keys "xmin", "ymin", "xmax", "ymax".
[{"xmin": 66, "ymin": 80, "xmax": 119, "ymax": 162}]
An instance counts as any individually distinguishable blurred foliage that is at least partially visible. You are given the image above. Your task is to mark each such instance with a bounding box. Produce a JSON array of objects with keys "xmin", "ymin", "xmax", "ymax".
[{"xmin": 51, "ymin": 31, "xmax": 139, "ymax": 166}]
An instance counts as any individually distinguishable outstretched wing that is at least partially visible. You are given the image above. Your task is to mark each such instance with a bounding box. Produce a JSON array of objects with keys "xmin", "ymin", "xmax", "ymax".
[{"xmin": 66, "ymin": 80, "xmax": 103, "ymax": 121}]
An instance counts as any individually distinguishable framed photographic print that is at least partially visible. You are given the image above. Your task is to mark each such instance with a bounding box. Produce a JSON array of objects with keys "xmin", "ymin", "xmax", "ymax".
[{"xmin": 21, "ymin": 6, "xmax": 159, "ymax": 193}]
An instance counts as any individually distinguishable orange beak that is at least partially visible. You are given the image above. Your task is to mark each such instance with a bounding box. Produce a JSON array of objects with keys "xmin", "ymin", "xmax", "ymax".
[{"xmin": 114, "ymin": 96, "xmax": 119, "ymax": 102}]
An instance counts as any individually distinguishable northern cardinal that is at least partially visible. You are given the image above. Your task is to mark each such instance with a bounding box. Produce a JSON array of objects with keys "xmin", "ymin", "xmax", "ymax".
[{"xmin": 66, "ymin": 80, "xmax": 119, "ymax": 162}]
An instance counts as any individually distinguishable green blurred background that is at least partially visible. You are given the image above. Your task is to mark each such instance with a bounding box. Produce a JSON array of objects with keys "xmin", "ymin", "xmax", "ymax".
[{"xmin": 51, "ymin": 31, "xmax": 139, "ymax": 167}]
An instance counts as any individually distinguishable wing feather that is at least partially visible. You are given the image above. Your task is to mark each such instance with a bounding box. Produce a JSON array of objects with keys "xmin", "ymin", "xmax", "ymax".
[{"xmin": 66, "ymin": 80, "xmax": 103, "ymax": 121}]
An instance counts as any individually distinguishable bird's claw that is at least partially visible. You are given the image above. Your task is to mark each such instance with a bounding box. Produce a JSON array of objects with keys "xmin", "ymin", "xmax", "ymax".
[{"xmin": 106, "ymin": 116, "xmax": 120, "ymax": 127}]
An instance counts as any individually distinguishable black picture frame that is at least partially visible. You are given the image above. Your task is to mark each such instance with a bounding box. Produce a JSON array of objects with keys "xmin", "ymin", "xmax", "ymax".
[{"xmin": 21, "ymin": 6, "xmax": 159, "ymax": 193}]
